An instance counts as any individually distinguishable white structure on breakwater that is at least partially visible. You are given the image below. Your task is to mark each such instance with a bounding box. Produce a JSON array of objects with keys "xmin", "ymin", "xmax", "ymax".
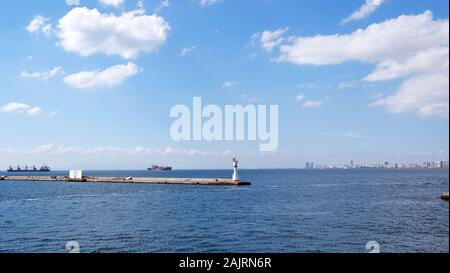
[
  {"xmin": 232, "ymin": 156, "xmax": 239, "ymax": 181},
  {"xmin": 69, "ymin": 170, "xmax": 83, "ymax": 179}
]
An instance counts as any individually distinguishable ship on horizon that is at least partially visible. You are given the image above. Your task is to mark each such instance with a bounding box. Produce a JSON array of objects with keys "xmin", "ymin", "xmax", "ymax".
[
  {"xmin": 147, "ymin": 165, "xmax": 172, "ymax": 171},
  {"xmin": 7, "ymin": 164, "xmax": 51, "ymax": 172}
]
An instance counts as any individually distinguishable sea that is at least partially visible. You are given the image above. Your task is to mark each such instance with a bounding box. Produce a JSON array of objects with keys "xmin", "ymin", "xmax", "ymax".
[{"xmin": 0, "ymin": 169, "xmax": 448, "ymax": 253}]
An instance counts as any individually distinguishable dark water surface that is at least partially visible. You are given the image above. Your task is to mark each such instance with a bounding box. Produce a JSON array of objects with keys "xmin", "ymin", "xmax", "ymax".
[{"xmin": 0, "ymin": 169, "xmax": 448, "ymax": 253}]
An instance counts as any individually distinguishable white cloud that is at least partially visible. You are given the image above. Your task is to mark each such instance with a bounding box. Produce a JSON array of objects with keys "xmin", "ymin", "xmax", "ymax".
[
  {"xmin": 296, "ymin": 93, "xmax": 325, "ymax": 107},
  {"xmin": 242, "ymin": 94, "xmax": 257, "ymax": 102},
  {"xmin": 41, "ymin": 24, "xmax": 54, "ymax": 36},
  {"xmin": 156, "ymin": 0, "xmax": 170, "ymax": 11},
  {"xmin": 364, "ymin": 46, "xmax": 448, "ymax": 82},
  {"xmin": 297, "ymin": 95, "xmax": 326, "ymax": 108},
  {"xmin": 0, "ymin": 103, "xmax": 29, "ymax": 113},
  {"xmin": 252, "ymin": 27, "xmax": 288, "ymax": 52},
  {"xmin": 371, "ymin": 69, "xmax": 449, "ymax": 117},
  {"xmin": 338, "ymin": 81, "xmax": 357, "ymax": 89},
  {"xmin": 341, "ymin": 0, "xmax": 385, "ymax": 25},
  {"xmin": 0, "ymin": 143, "xmax": 231, "ymax": 158},
  {"xmin": 99, "ymin": 0, "xmax": 124, "ymax": 7},
  {"xmin": 222, "ymin": 81, "xmax": 237, "ymax": 88},
  {"xmin": 400, "ymin": 150, "xmax": 448, "ymax": 157},
  {"xmin": 27, "ymin": 107, "xmax": 43, "ymax": 116},
  {"xmin": 0, "ymin": 103, "xmax": 42, "ymax": 116},
  {"xmin": 198, "ymin": 0, "xmax": 222, "ymax": 6},
  {"xmin": 358, "ymin": 18, "xmax": 448, "ymax": 118},
  {"xmin": 49, "ymin": 110, "xmax": 58, "ymax": 116},
  {"xmin": 365, "ymin": 46, "xmax": 449, "ymax": 118},
  {"xmin": 64, "ymin": 62, "xmax": 140, "ymax": 89},
  {"xmin": 275, "ymin": 11, "xmax": 449, "ymax": 117},
  {"xmin": 26, "ymin": 15, "xmax": 47, "ymax": 32},
  {"xmin": 26, "ymin": 15, "xmax": 54, "ymax": 36},
  {"xmin": 368, "ymin": 92, "xmax": 384, "ymax": 100},
  {"xmin": 303, "ymin": 100, "xmax": 323, "ymax": 108},
  {"xmin": 298, "ymin": 82, "xmax": 318, "ymax": 89},
  {"xmin": 179, "ymin": 46, "xmax": 195, "ymax": 57},
  {"xmin": 20, "ymin": 67, "xmax": 62, "ymax": 80},
  {"xmin": 368, "ymin": 98, "xmax": 385, "ymax": 108},
  {"xmin": 65, "ymin": 0, "xmax": 80, "ymax": 5},
  {"xmin": 277, "ymin": 12, "xmax": 447, "ymax": 65},
  {"xmin": 295, "ymin": 94, "xmax": 305, "ymax": 101},
  {"xmin": 33, "ymin": 143, "xmax": 55, "ymax": 153},
  {"xmin": 344, "ymin": 133, "xmax": 362, "ymax": 139},
  {"xmin": 57, "ymin": 7, "xmax": 170, "ymax": 59}
]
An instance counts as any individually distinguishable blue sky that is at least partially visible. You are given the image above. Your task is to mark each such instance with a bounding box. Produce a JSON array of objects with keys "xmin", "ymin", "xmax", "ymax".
[{"xmin": 0, "ymin": 0, "xmax": 448, "ymax": 169}]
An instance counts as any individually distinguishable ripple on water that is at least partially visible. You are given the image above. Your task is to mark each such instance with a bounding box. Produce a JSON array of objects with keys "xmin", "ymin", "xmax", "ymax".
[{"xmin": 0, "ymin": 169, "xmax": 448, "ymax": 253}]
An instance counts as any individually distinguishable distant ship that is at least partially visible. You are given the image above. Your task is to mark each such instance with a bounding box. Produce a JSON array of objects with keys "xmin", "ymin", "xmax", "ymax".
[
  {"xmin": 147, "ymin": 165, "xmax": 172, "ymax": 171},
  {"xmin": 6, "ymin": 164, "xmax": 51, "ymax": 172}
]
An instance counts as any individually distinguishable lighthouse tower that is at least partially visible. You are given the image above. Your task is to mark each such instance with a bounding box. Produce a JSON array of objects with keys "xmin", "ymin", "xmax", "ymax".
[{"xmin": 232, "ymin": 156, "xmax": 239, "ymax": 181}]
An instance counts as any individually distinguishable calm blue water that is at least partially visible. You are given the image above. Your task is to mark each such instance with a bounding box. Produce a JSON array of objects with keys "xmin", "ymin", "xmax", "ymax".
[{"xmin": 0, "ymin": 169, "xmax": 448, "ymax": 253}]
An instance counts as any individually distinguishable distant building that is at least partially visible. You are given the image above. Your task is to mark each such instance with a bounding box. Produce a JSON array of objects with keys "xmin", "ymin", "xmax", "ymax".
[{"xmin": 309, "ymin": 160, "xmax": 449, "ymax": 170}]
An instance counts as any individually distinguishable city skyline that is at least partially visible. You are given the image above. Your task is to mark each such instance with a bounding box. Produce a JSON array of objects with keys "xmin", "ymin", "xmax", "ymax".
[
  {"xmin": 305, "ymin": 160, "xmax": 449, "ymax": 170},
  {"xmin": 0, "ymin": 0, "xmax": 449, "ymax": 169}
]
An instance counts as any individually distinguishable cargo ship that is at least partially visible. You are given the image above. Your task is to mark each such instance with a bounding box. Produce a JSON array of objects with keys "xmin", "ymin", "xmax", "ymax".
[
  {"xmin": 6, "ymin": 164, "xmax": 51, "ymax": 172},
  {"xmin": 147, "ymin": 165, "xmax": 172, "ymax": 171}
]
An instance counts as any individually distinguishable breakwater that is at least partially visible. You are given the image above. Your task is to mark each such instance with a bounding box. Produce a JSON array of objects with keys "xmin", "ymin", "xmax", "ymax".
[{"xmin": 0, "ymin": 175, "xmax": 250, "ymax": 186}]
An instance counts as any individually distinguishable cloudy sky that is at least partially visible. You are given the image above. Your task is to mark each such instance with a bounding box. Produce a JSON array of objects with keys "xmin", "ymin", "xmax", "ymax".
[{"xmin": 0, "ymin": 0, "xmax": 448, "ymax": 169}]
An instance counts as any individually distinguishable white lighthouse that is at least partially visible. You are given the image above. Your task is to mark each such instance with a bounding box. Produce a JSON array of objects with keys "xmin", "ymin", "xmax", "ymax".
[{"xmin": 232, "ymin": 156, "xmax": 239, "ymax": 181}]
